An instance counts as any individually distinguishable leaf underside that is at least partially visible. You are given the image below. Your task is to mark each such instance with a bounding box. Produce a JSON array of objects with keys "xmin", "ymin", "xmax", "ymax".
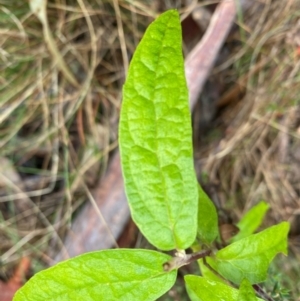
[
  {"xmin": 13, "ymin": 249, "xmax": 177, "ymax": 301},
  {"xmin": 119, "ymin": 10, "xmax": 198, "ymax": 250}
]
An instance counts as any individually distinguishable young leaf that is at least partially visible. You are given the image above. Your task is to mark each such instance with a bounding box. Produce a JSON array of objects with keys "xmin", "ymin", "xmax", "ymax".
[
  {"xmin": 238, "ymin": 279, "xmax": 257, "ymax": 301},
  {"xmin": 119, "ymin": 10, "xmax": 198, "ymax": 251},
  {"xmin": 207, "ymin": 222, "xmax": 289, "ymax": 284},
  {"xmin": 232, "ymin": 201, "xmax": 270, "ymax": 242},
  {"xmin": 13, "ymin": 249, "xmax": 177, "ymax": 301},
  {"xmin": 185, "ymin": 276, "xmax": 263, "ymax": 301},
  {"xmin": 197, "ymin": 186, "xmax": 219, "ymax": 244}
]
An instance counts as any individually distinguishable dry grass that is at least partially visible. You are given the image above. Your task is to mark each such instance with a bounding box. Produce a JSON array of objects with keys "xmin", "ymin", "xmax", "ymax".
[
  {"xmin": 0, "ymin": 0, "xmax": 197, "ymax": 282},
  {"xmin": 0, "ymin": 0, "xmax": 153, "ymax": 276},
  {"xmin": 197, "ymin": 0, "xmax": 300, "ymax": 298}
]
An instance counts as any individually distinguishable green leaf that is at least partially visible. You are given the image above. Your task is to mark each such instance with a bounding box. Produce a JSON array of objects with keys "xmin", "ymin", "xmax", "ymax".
[
  {"xmin": 232, "ymin": 201, "xmax": 270, "ymax": 242},
  {"xmin": 198, "ymin": 259, "xmax": 225, "ymax": 284},
  {"xmin": 119, "ymin": 10, "xmax": 198, "ymax": 250},
  {"xmin": 197, "ymin": 185, "xmax": 219, "ymax": 244},
  {"xmin": 185, "ymin": 276, "xmax": 263, "ymax": 301},
  {"xmin": 238, "ymin": 279, "xmax": 257, "ymax": 301},
  {"xmin": 13, "ymin": 249, "xmax": 177, "ymax": 301},
  {"xmin": 207, "ymin": 222, "xmax": 289, "ymax": 284}
]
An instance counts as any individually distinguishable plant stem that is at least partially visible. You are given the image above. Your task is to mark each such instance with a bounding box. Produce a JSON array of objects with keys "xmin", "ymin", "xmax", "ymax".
[
  {"xmin": 253, "ymin": 284, "xmax": 275, "ymax": 301},
  {"xmin": 163, "ymin": 249, "xmax": 211, "ymax": 271},
  {"xmin": 186, "ymin": 249, "xmax": 212, "ymax": 264}
]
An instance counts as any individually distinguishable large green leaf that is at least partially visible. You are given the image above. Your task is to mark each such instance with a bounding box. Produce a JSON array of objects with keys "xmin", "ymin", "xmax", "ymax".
[
  {"xmin": 119, "ymin": 10, "xmax": 198, "ymax": 250},
  {"xmin": 238, "ymin": 279, "xmax": 257, "ymax": 301},
  {"xmin": 197, "ymin": 186, "xmax": 219, "ymax": 244},
  {"xmin": 207, "ymin": 222, "xmax": 289, "ymax": 284},
  {"xmin": 185, "ymin": 276, "xmax": 263, "ymax": 301},
  {"xmin": 13, "ymin": 249, "xmax": 177, "ymax": 301},
  {"xmin": 232, "ymin": 201, "xmax": 270, "ymax": 242}
]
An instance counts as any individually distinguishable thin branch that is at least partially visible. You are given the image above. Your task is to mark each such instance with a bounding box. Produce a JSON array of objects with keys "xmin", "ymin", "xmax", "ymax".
[
  {"xmin": 163, "ymin": 249, "xmax": 211, "ymax": 271},
  {"xmin": 253, "ymin": 284, "xmax": 275, "ymax": 301}
]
